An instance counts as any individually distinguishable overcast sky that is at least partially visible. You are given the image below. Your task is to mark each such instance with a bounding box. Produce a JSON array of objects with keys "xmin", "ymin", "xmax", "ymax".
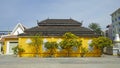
[{"xmin": 0, "ymin": 0, "xmax": 120, "ymax": 31}]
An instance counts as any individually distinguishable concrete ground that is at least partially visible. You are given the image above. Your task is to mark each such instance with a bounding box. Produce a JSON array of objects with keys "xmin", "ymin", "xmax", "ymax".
[{"xmin": 0, "ymin": 55, "xmax": 120, "ymax": 68}]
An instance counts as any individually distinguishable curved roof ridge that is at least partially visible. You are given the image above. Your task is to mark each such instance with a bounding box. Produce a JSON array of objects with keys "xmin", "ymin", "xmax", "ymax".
[{"xmin": 38, "ymin": 19, "xmax": 82, "ymax": 26}]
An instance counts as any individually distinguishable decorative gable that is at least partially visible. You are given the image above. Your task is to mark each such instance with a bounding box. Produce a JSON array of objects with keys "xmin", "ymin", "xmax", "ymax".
[{"xmin": 11, "ymin": 23, "xmax": 26, "ymax": 35}]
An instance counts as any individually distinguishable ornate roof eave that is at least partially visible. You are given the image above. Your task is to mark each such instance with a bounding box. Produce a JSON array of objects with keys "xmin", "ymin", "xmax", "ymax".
[{"xmin": 18, "ymin": 33, "xmax": 100, "ymax": 37}]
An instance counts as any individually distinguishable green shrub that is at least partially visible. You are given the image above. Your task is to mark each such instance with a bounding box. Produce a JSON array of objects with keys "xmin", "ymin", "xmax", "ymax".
[{"xmin": 12, "ymin": 46, "xmax": 25, "ymax": 55}]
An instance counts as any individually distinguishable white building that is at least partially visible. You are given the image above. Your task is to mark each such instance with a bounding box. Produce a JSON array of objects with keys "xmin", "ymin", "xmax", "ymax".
[
  {"xmin": 0, "ymin": 23, "xmax": 26, "ymax": 55},
  {"xmin": 110, "ymin": 8, "xmax": 120, "ymax": 55},
  {"xmin": 111, "ymin": 8, "xmax": 120, "ymax": 39}
]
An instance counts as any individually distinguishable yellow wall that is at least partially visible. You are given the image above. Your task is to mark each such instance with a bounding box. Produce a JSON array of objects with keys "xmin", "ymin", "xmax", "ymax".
[
  {"xmin": 3, "ymin": 39, "xmax": 7, "ymax": 54},
  {"xmin": 18, "ymin": 36, "xmax": 101, "ymax": 57},
  {"xmin": 19, "ymin": 37, "xmax": 36, "ymax": 57},
  {"xmin": 3, "ymin": 38, "xmax": 18, "ymax": 54},
  {"xmin": 18, "ymin": 37, "xmax": 62, "ymax": 57}
]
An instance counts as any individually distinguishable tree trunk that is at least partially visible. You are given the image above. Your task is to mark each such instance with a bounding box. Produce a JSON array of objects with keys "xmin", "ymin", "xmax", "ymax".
[
  {"xmin": 35, "ymin": 46, "xmax": 39, "ymax": 57},
  {"xmin": 50, "ymin": 49, "xmax": 53, "ymax": 57},
  {"xmin": 67, "ymin": 49, "xmax": 70, "ymax": 57},
  {"xmin": 101, "ymin": 48, "xmax": 103, "ymax": 54}
]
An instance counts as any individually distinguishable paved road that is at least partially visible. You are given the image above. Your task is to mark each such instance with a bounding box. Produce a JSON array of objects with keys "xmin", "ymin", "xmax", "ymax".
[{"xmin": 0, "ymin": 55, "xmax": 120, "ymax": 68}]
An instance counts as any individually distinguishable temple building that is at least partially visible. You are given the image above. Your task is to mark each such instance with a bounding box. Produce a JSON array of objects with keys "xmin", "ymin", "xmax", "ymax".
[{"xmin": 18, "ymin": 19, "xmax": 101, "ymax": 57}]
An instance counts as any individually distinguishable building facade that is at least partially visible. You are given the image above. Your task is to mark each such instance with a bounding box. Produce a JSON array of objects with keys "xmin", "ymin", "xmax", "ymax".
[
  {"xmin": 111, "ymin": 8, "xmax": 120, "ymax": 39},
  {"xmin": 105, "ymin": 8, "xmax": 120, "ymax": 55},
  {"xmin": 18, "ymin": 19, "xmax": 101, "ymax": 57}
]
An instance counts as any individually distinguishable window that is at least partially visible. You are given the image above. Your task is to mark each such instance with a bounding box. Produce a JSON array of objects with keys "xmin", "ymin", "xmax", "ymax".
[
  {"xmin": 118, "ymin": 16, "xmax": 120, "ymax": 20},
  {"xmin": 113, "ymin": 30, "xmax": 115, "ymax": 33},
  {"xmin": 115, "ymin": 18, "xmax": 117, "ymax": 21},
  {"xmin": 112, "ymin": 20, "xmax": 114, "ymax": 23},
  {"xmin": 113, "ymin": 25, "xmax": 114, "ymax": 28}
]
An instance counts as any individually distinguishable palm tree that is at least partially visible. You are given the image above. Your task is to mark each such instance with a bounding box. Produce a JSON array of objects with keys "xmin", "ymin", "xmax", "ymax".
[
  {"xmin": 59, "ymin": 32, "xmax": 82, "ymax": 57},
  {"xmin": 29, "ymin": 33, "xmax": 43, "ymax": 57},
  {"xmin": 44, "ymin": 42, "xmax": 58, "ymax": 57}
]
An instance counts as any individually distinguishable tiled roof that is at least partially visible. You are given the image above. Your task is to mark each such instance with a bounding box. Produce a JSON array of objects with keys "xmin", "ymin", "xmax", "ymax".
[
  {"xmin": 18, "ymin": 19, "xmax": 100, "ymax": 37},
  {"xmin": 0, "ymin": 35, "xmax": 18, "ymax": 42},
  {"xmin": 25, "ymin": 26, "xmax": 92, "ymax": 32},
  {"xmin": 38, "ymin": 19, "xmax": 82, "ymax": 26},
  {"xmin": 3, "ymin": 35, "xmax": 18, "ymax": 38}
]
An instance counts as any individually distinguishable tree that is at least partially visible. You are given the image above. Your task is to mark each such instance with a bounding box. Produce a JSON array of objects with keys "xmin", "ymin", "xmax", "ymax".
[
  {"xmin": 88, "ymin": 23, "xmax": 102, "ymax": 34},
  {"xmin": 59, "ymin": 32, "xmax": 82, "ymax": 57},
  {"xmin": 29, "ymin": 33, "xmax": 43, "ymax": 57},
  {"xmin": 44, "ymin": 42, "xmax": 58, "ymax": 57},
  {"xmin": 90, "ymin": 37, "xmax": 112, "ymax": 54}
]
